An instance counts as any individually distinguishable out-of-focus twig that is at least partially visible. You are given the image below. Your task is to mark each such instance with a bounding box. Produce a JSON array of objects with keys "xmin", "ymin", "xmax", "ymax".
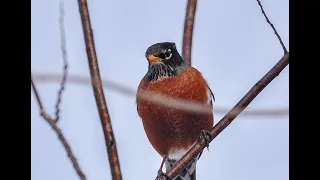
[
  {"xmin": 55, "ymin": 1, "xmax": 69, "ymax": 123},
  {"xmin": 182, "ymin": 0, "xmax": 197, "ymax": 65},
  {"xmin": 256, "ymin": 0, "xmax": 288, "ymax": 53},
  {"xmin": 31, "ymin": 75, "xmax": 87, "ymax": 180},
  {"xmin": 33, "ymin": 73, "xmax": 289, "ymax": 117},
  {"xmin": 77, "ymin": 0, "xmax": 122, "ymax": 179}
]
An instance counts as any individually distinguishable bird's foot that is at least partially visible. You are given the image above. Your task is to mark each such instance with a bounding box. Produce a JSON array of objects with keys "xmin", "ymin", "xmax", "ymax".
[
  {"xmin": 198, "ymin": 130, "xmax": 212, "ymax": 151},
  {"xmin": 155, "ymin": 170, "xmax": 171, "ymax": 180}
]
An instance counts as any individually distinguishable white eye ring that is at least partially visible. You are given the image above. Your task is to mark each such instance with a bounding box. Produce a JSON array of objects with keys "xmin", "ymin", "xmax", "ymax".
[{"xmin": 165, "ymin": 49, "xmax": 172, "ymax": 60}]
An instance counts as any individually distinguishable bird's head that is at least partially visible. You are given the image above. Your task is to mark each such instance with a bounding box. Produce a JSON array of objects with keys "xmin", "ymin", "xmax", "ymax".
[{"xmin": 144, "ymin": 42, "xmax": 189, "ymax": 81}]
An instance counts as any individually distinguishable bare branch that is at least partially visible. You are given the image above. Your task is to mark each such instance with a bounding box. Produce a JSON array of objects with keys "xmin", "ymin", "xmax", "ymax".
[
  {"xmin": 160, "ymin": 1, "xmax": 290, "ymax": 178},
  {"xmin": 31, "ymin": 75, "xmax": 87, "ymax": 180},
  {"xmin": 33, "ymin": 73, "xmax": 289, "ymax": 117},
  {"xmin": 55, "ymin": 1, "xmax": 69, "ymax": 123},
  {"xmin": 164, "ymin": 53, "xmax": 289, "ymax": 179},
  {"xmin": 182, "ymin": 0, "xmax": 197, "ymax": 65},
  {"xmin": 256, "ymin": 0, "xmax": 288, "ymax": 53},
  {"xmin": 77, "ymin": 0, "xmax": 122, "ymax": 179}
]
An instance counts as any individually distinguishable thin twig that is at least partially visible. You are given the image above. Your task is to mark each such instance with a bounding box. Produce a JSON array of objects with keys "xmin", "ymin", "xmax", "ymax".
[
  {"xmin": 33, "ymin": 73, "xmax": 289, "ymax": 117},
  {"xmin": 77, "ymin": 0, "xmax": 122, "ymax": 179},
  {"xmin": 164, "ymin": 53, "xmax": 289, "ymax": 179},
  {"xmin": 55, "ymin": 1, "xmax": 69, "ymax": 123},
  {"xmin": 31, "ymin": 76, "xmax": 45, "ymax": 113},
  {"xmin": 31, "ymin": 75, "xmax": 87, "ymax": 180},
  {"xmin": 182, "ymin": 0, "xmax": 197, "ymax": 65},
  {"xmin": 256, "ymin": 0, "xmax": 288, "ymax": 53}
]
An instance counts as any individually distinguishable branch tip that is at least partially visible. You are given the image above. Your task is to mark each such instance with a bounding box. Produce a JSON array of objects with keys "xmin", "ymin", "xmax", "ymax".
[
  {"xmin": 256, "ymin": 0, "xmax": 288, "ymax": 53},
  {"xmin": 55, "ymin": 1, "xmax": 69, "ymax": 123}
]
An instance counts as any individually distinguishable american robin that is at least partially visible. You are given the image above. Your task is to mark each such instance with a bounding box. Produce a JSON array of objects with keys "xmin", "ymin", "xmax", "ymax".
[{"xmin": 136, "ymin": 42, "xmax": 214, "ymax": 180}]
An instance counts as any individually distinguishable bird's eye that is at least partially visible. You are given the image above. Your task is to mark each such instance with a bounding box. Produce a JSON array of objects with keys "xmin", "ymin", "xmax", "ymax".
[{"xmin": 164, "ymin": 49, "xmax": 172, "ymax": 60}]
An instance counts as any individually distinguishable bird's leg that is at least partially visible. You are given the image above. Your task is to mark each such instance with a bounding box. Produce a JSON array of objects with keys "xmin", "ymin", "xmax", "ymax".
[
  {"xmin": 158, "ymin": 155, "xmax": 167, "ymax": 175},
  {"xmin": 156, "ymin": 155, "xmax": 171, "ymax": 180},
  {"xmin": 198, "ymin": 130, "xmax": 213, "ymax": 151}
]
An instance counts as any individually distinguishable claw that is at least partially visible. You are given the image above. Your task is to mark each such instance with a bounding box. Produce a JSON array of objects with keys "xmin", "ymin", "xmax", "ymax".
[
  {"xmin": 198, "ymin": 130, "xmax": 212, "ymax": 151},
  {"xmin": 156, "ymin": 171, "xmax": 171, "ymax": 180}
]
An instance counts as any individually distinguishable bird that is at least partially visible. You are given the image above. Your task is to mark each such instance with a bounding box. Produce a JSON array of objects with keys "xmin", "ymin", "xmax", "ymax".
[{"xmin": 136, "ymin": 42, "xmax": 215, "ymax": 180}]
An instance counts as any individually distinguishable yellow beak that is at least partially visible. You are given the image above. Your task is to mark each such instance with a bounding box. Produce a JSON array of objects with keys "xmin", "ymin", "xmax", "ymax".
[{"xmin": 148, "ymin": 55, "xmax": 162, "ymax": 63}]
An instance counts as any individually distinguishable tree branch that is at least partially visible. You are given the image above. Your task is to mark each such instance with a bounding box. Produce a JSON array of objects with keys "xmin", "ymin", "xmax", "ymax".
[
  {"xmin": 55, "ymin": 1, "xmax": 69, "ymax": 123},
  {"xmin": 164, "ymin": 53, "xmax": 289, "ymax": 179},
  {"xmin": 182, "ymin": 0, "xmax": 197, "ymax": 65},
  {"xmin": 256, "ymin": 0, "xmax": 288, "ymax": 53},
  {"xmin": 31, "ymin": 75, "xmax": 87, "ymax": 180},
  {"xmin": 77, "ymin": 0, "xmax": 122, "ymax": 179},
  {"xmin": 161, "ymin": 1, "xmax": 289, "ymax": 179}
]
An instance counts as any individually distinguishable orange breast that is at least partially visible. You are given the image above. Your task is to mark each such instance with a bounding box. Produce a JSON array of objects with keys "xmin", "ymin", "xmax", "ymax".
[{"xmin": 136, "ymin": 67, "xmax": 214, "ymax": 157}]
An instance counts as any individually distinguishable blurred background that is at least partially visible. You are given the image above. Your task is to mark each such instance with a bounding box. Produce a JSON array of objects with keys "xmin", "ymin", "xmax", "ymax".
[{"xmin": 31, "ymin": 0, "xmax": 289, "ymax": 180}]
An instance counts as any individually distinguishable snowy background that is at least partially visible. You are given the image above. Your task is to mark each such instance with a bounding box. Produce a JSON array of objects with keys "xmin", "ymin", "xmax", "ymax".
[{"xmin": 31, "ymin": 0, "xmax": 289, "ymax": 180}]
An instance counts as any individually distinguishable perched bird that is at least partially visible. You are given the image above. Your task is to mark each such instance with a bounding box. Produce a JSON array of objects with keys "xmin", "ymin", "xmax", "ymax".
[{"xmin": 136, "ymin": 42, "xmax": 214, "ymax": 180}]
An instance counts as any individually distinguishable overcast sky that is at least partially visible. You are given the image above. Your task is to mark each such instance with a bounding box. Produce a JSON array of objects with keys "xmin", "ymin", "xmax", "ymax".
[{"xmin": 31, "ymin": 0, "xmax": 289, "ymax": 180}]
